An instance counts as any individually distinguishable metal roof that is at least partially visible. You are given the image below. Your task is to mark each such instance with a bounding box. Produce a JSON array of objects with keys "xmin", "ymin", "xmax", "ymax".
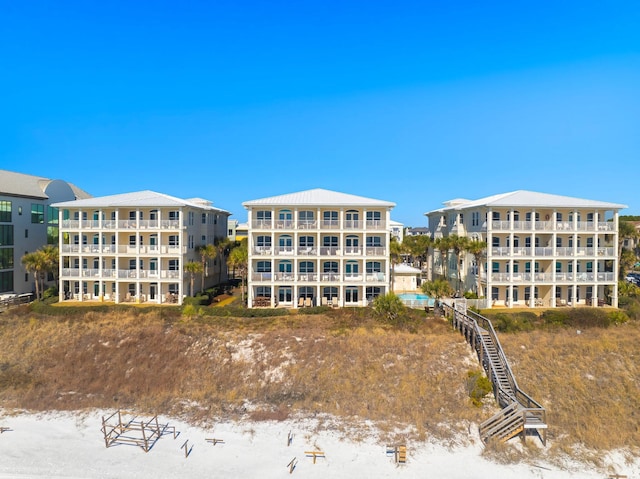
[
  {"xmin": 52, "ymin": 190, "xmax": 230, "ymax": 214},
  {"xmin": 0, "ymin": 169, "xmax": 91, "ymax": 200},
  {"xmin": 242, "ymin": 188, "xmax": 395, "ymax": 208},
  {"xmin": 426, "ymin": 190, "xmax": 627, "ymax": 214}
]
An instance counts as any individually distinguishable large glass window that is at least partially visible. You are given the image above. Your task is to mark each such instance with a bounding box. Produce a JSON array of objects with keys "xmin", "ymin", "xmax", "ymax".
[
  {"xmin": 366, "ymin": 236, "xmax": 382, "ymax": 247},
  {"xmin": 323, "ymin": 236, "xmax": 338, "ymax": 247},
  {"xmin": 323, "ymin": 261, "xmax": 338, "ymax": 273},
  {"xmin": 0, "ymin": 201, "xmax": 11, "ymax": 222},
  {"xmin": 278, "ymin": 287, "xmax": 292, "ymax": 303},
  {"xmin": 345, "ymin": 286, "xmax": 358, "ymax": 302},
  {"xmin": 169, "ymin": 259, "xmax": 179, "ymax": 270},
  {"xmin": 0, "ymin": 226, "xmax": 14, "ymax": 246},
  {"xmin": 323, "ymin": 211, "xmax": 338, "ymax": 227},
  {"xmin": 278, "ymin": 261, "xmax": 292, "ymax": 273},
  {"xmin": 0, "ymin": 248, "xmax": 13, "ymax": 269},
  {"xmin": 0, "ymin": 271, "xmax": 13, "ymax": 293},
  {"xmin": 31, "ymin": 204, "xmax": 44, "ymax": 224}
]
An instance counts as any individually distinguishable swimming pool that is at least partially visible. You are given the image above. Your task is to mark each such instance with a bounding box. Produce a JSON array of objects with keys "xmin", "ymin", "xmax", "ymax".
[{"xmin": 397, "ymin": 293, "xmax": 435, "ymax": 308}]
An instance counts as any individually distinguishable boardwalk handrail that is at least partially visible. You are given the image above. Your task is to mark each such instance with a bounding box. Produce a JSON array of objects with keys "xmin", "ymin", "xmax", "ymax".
[{"xmin": 441, "ymin": 301, "xmax": 546, "ymax": 444}]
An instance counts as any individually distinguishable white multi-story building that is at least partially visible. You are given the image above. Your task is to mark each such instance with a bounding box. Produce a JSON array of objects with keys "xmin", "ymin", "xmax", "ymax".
[
  {"xmin": 53, "ymin": 190, "xmax": 230, "ymax": 305},
  {"xmin": 242, "ymin": 188, "xmax": 395, "ymax": 308},
  {"xmin": 425, "ymin": 190, "xmax": 627, "ymax": 308},
  {"xmin": 0, "ymin": 169, "xmax": 90, "ymax": 296}
]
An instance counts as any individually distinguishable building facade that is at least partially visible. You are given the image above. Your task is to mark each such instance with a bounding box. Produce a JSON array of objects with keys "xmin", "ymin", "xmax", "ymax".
[
  {"xmin": 243, "ymin": 188, "xmax": 395, "ymax": 308},
  {"xmin": 53, "ymin": 190, "xmax": 230, "ymax": 305},
  {"xmin": 0, "ymin": 169, "xmax": 90, "ymax": 296},
  {"xmin": 426, "ymin": 190, "xmax": 627, "ymax": 308}
]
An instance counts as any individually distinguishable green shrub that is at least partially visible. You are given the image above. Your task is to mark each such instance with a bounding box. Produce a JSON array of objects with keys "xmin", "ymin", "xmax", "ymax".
[
  {"xmin": 466, "ymin": 370, "xmax": 493, "ymax": 406},
  {"xmin": 541, "ymin": 309, "xmax": 570, "ymax": 328},
  {"xmin": 486, "ymin": 312, "xmax": 536, "ymax": 332},
  {"xmin": 42, "ymin": 286, "xmax": 58, "ymax": 300},
  {"xmin": 607, "ymin": 310, "xmax": 630, "ymax": 325},
  {"xmin": 201, "ymin": 306, "xmax": 289, "ymax": 318},
  {"xmin": 565, "ymin": 308, "xmax": 611, "ymax": 328},
  {"xmin": 183, "ymin": 294, "xmax": 209, "ymax": 307}
]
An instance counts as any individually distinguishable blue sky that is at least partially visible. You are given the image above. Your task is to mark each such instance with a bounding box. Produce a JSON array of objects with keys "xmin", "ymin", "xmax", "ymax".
[{"xmin": 1, "ymin": 1, "xmax": 639, "ymax": 225}]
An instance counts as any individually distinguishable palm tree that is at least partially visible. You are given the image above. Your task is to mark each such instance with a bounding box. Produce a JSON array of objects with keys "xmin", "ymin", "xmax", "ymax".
[
  {"xmin": 421, "ymin": 278, "xmax": 454, "ymax": 303},
  {"xmin": 196, "ymin": 244, "xmax": 216, "ymax": 293},
  {"xmin": 466, "ymin": 239, "xmax": 487, "ymax": 298},
  {"xmin": 618, "ymin": 220, "xmax": 638, "ymax": 279},
  {"xmin": 214, "ymin": 237, "xmax": 232, "ymax": 286},
  {"xmin": 21, "ymin": 251, "xmax": 47, "ymax": 299},
  {"xmin": 389, "ymin": 237, "xmax": 403, "ymax": 291},
  {"xmin": 434, "ymin": 236, "xmax": 453, "ymax": 281},
  {"xmin": 184, "ymin": 261, "xmax": 203, "ymax": 297},
  {"xmin": 40, "ymin": 245, "xmax": 59, "ymax": 290},
  {"xmin": 227, "ymin": 239, "xmax": 248, "ymax": 304},
  {"xmin": 449, "ymin": 234, "xmax": 469, "ymax": 293}
]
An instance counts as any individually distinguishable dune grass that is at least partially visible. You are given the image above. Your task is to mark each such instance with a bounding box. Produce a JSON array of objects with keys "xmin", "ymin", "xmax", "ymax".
[{"xmin": 1, "ymin": 305, "xmax": 638, "ymax": 466}]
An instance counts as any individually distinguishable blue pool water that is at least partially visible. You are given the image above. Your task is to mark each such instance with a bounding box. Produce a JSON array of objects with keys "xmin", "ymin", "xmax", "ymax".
[
  {"xmin": 397, "ymin": 293, "xmax": 430, "ymax": 301},
  {"xmin": 397, "ymin": 293, "xmax": 435, "ymax": 308}
]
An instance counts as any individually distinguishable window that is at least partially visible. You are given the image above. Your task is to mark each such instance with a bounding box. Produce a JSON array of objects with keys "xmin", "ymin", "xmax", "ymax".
[
  {"xmin": 345, "ymin": 261, "xmax": 359, "ymax": 274},
  {"xmin": 279, "ymin": 235, "xmax": 293, "ymax": 249},
  {"xmin": 202, "ymin": 213, "xmax": 207, "ymax": 224},
  {"xmin": 257, "ymin": 236, "xmax": 272, "ymax": 247},
  {"xmin": 25, "ymin": 229, "xmax": 28, "ymax": 238},
  {"xmin": 169, "ymin": 211, "xmax": 179, "ymax": 221},
  {"xmin": 556, "ymin": 261, "xmax": 562, "ymax": 273},
  {"xmin": 0, "ymin": 271, "xmax": 13, "ymax": 293},
  {"xmin": 0, "ymin": 249, "xmax": 13, "ymax": 269},
  {"xmin": 278, "ymin": 287, "xmax": 292, "ymax": 303},
  {"xmin": 366, "ymin": 261, "xmax": 381, "ymax": 273},
  {"xmin": 472, "ymin": 211, "xmax": 480, "ymax": 226},
  {"xmin": 0, "ymin": 201, "xmax": 11, "ymax": 222},
  {"xmin": 257, "ymin": 211, "xmax": 272, "ymax": 223},
  {"xmin": 323, "ymin": 211, "xmax": 338, "ymax": 226},
  {"xmin": 323, "ymin": 236, "xmax": 338, "ymax": 247},
  {"xmin": 492, "ymin": 237, "xmax": 500, "ymax": 247},
  {"xmin": 365, "ymin": 286, "xmax": 382, "ymax": 300},
  {"xmin": 492, "ymin": 287, "xmax": 499, "ymax": 300},
  {"xmin": 345, "ymin": 235, "xmax": 359, "ymax": 248},
  {"xmin": 366, "ymin": 236, "xmax": 382, "ymax": 247},
  {"xmin": 278, "ymin": 261, "xmax": 292, "ymax": 273},
  {"xmin": 323, "ymin": 261, "xmax": 338, "ymax": 273},
  {"xmin": 345, "ymin": 287, "xmax": 358, "ymax": 303},
  {"xmin": 323, "ymin": 286, "xmax": 338, "ymax": 300},
  {"xmin": 345, "ymin": 210, "xmax": 359, "ymax": 227},
  {"xmin": 129, "ymin": 259, "xmax": 137, "ymax": 270},
  {"xmin": 366, "ymin": 211, "xmax": 381, "ymax": 225},
  {"xmin": 299, "ymin": 236, "xmax": 314, "ymax": 247},
  {"xmin": 458, "ymin": 213, "xmax": 463, "ymax": 225},
  {"xmin": 257, "ymin": 261, "xmax": 271, "ymax": 273},
  {"xmin": 169, "ymin": 259, "xmax": 179, "ymax": 271},
  {"xmin": 31, "ymin": 204, "xmax": 44, "ymax": 224},
  {"xmin": 492, "ymin": 212, "xmax": 500, "ymax": 221},
  {"xmin": 492, "ymin": 262, "xmax": 499, "ymax": 273},
  {"xmin": 129, "ymin": 235, "xmax": 136, "ymax": 246},
  {"xmin": 169, "ymin": 235, "xmax": 179, "ymax": 246},
  {"xmin": 299, "ymin": 261, "xmax": 314, "ymax": 273},
  {"xmin": 0, "ymin": 225, "xmax": 14, "ymax": 246},
  {"xmin": 299, "ymin": 210, "xmax": 314, "ymax": 226},
  {"xmin": 256, "ymin": 286, "xmax": 271, "ymax": 298}
]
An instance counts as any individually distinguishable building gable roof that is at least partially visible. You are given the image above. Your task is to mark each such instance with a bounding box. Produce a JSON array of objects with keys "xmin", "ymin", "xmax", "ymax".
[
  {"xmin": 426, "ymin": 190, "xmax": 627, "ymax": 214},
  {"xmin": 0, "ymin": 169, "xmax": 91, "ymax": 200},
  {"xmin": 52, "ymin": 190, "xmax": 230, "ymax": 214},
  {"xmin": 242, "ymin": 188, "xmax": 395, "ymax": 208}
]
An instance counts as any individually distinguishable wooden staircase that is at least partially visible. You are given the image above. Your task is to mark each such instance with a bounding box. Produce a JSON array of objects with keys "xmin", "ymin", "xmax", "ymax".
[{"xmin": 443, "ymin": 300, "xmax": 547, "ymax": 445}]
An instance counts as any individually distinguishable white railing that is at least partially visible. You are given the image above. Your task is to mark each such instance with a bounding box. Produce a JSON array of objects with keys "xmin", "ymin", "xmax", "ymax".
[
  {"xmin": 297, "ymin": 220, "xmax": 317, "ymax": 229},
  {"xmin": 365, "ymin": 247, "xmax": 386, "ymax": 256},
  {"xmin": 321, "ymin": 220, "xmax": 340, "ymax": 229},
  {"xmin": 344, "ymin": 247, "xmax": 362, "ymax": 255},
  {"xmin": 253, "ymin": 247, "xmax": 273, "ymax": 255},
  {"xmin": 297, "ymin": 273, "xmax": 318, "ymax": 281},
  {"xmin": 297, "ymin": 247, "xmax": 317, "ymax": 255},
  {"xmin": 275, "ymin": 220, "xmax": 294, "ymax": 229},
  {"xmin": 320, "ymin": 247, "xmax": 341, "ymax": 256},
  {"xmin": 365, "ymin": 220, "xmax": 386, "ymax": 230},
  {"xmin": 533, "ymin": 247, "xmax": 554, "ymax": 257},
  {"xmin": 276, "ymin": 247, "xmax": 295, "ymax": 255},
  {"xmin": 252, "ymin": 220, "xmax": 273, "ymax": 229},
  {"xmin": 365, "ymin": 273, "xmax": 387, "ymax": 282},
  {"xmin": 344, "ymin": 220, "xmax": 362, "ymax": 229}
]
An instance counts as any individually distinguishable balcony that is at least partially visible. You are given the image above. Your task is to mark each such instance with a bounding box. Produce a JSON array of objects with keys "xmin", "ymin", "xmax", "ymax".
[
  {"xmin": 60, "ymin": 268, "xmax": 178, "ymax": 280},
  {"xmin": 490, "ymin": 220, "xmax": 616, "ymax": 233}
]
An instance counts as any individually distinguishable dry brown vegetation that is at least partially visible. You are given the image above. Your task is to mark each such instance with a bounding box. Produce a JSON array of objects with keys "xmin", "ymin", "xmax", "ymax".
[{"xmin": 1, "ymin": 304, "xmax": 639, "ymax": 466}]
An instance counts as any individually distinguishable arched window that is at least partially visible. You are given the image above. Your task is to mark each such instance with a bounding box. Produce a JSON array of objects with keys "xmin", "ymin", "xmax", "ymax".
[{"xmin": 299, "ymin": 261, "xmax": 314, "ymax": 273}]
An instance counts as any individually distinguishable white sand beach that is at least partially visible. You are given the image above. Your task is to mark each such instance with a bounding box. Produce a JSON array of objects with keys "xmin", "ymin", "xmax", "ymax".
[{"xmin": 0, "ymin": 410, "xmax": 635, "ymax": 478}]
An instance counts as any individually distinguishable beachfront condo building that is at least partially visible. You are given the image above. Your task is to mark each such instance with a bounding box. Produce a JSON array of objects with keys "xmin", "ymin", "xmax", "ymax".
[
  {"xmin": 0, "ymin": 169, "xmax": 91, "ymax": 297},
  {"xmin": 243, "ymin": 188, "xmax": 395, "ymax": 308},
  {"xmin": 53, "ymin": 190, "xmax": 230, "ymax": 305},
  {"xmin": 425, "ymin": 190, "xmax": 627, "ymax": 308}
]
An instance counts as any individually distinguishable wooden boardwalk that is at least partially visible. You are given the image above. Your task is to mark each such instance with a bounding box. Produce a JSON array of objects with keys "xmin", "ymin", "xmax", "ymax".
[{"xmin": 442, "ymin": 300, "xmax": 547, "ymax": 445}]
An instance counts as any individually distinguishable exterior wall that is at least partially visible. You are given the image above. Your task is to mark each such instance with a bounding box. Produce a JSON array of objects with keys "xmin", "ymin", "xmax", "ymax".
[
  {"xmin": 57, "ymin": 205, "xmax": 228, "ymax": 305},
  {"xmin": 246, "ymin": 204, "xmax": 392, "ymax": 308},
  {"xmin": 428, "ymin": 204, "xmax": 621, "ymax": 309},
  {"xmin": 0, "ymin": 180, "xmax": 78, "ymax": 295},
  {"xmin": 393, "ymin": 273, "xmax": 418, "ymax": 292}
]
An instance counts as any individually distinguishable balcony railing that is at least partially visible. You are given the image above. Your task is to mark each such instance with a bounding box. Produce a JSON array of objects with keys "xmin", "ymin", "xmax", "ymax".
[
  {"xmin": 489, "ymin": 272, "xmax": 615, "ymax": 283},
  {"xmin": 490, "ymin": 220, "xmax": 616, "ymax": 232},
  {"xmin": 61, "ymin": 268, "xmax": 179, "ymax": 279},
  {"xmin": 60, "ymin": 219, "xmax": 180, "ymax": 230},
  {"xmin": 491, "ymin": 246, "xmax": 615, "ymax": 258},
  {"xmin": 365, "ymin": 246, "xmax": 386, "ymax": 256}
]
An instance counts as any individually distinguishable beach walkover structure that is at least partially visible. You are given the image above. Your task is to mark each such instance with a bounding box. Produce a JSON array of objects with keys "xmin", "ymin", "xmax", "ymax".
[{"xmin": 442, "ymin": 300, "xmax": 547, "ymax": 445}]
